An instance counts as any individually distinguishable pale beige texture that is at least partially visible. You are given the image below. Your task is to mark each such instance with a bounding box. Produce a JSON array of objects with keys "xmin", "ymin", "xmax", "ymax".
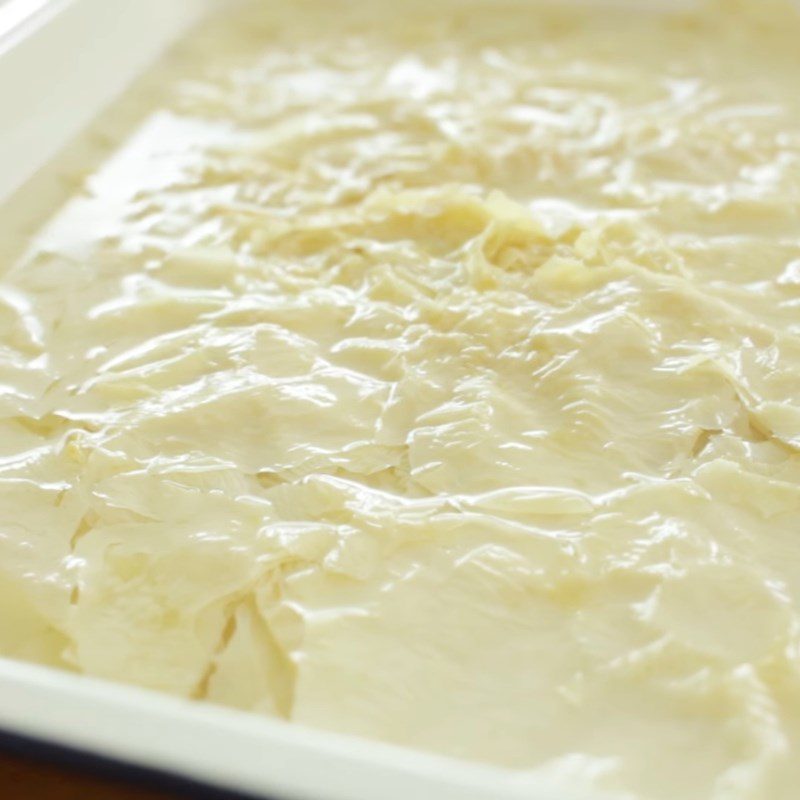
[{"xmin": 2, "ymin": 1, "xmax": 800, "ymax": 798}]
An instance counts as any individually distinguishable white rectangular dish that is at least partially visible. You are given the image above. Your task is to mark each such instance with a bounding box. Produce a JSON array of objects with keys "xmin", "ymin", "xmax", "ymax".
[
  {"xmin": 0, "ymin": 2, "xmax": 581, "ymax": 798},
  {"xmin": 4, "ymin": 2, "xmax": 796, "ymax": 799}
]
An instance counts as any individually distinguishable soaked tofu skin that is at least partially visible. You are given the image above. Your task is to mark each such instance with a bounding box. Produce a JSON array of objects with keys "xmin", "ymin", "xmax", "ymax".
[{"xmin": 2, "ymin": 1, "xmax": 800, "ymax": 798}]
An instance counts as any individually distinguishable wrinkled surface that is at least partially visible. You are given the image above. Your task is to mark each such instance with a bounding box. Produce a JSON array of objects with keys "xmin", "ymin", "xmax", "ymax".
[{"xmin": 2, "ymin": 0, "xmax": 800, "ymax": 797}]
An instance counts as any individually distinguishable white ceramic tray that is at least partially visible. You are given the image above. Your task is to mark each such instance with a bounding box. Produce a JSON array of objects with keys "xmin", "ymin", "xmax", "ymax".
[{"xmin": 0, "ymin": 2, "xmax": 587, "ymax": 798}]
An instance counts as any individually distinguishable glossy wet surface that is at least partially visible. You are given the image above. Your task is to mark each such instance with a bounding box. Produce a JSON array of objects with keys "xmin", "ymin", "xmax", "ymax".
[{"xmin": 2, "ymin": 2, "xmax": 800, "ymax": 797}]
